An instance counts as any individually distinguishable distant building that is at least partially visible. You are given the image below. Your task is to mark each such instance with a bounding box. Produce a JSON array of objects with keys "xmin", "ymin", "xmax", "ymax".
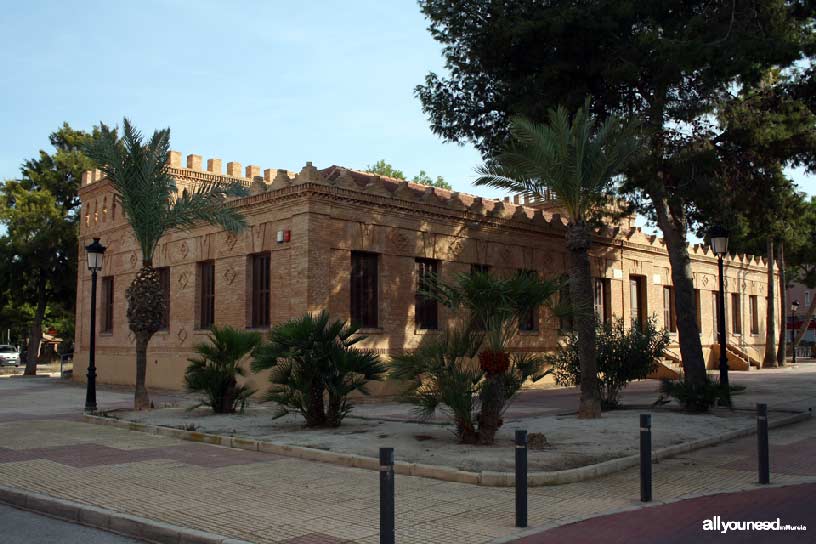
[
  {"xmin": 787, "ymin": 282, "xmax": 815, "ymax": 344},
  {"xmin": 73, "ymin": 152, "xmax": 781, "ymax": 393}
]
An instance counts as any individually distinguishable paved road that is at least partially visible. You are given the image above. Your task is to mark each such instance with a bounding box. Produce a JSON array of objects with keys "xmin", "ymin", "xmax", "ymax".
[
  {"xmin": 0, "ymin": 503, "xmax": 141, "ymax": 543},
  {"xmin": 0, "ymin": 369, "xmax": 814, "ymax": 543},
  {"xmin": 511, "ymin": 483, "xmax": 815, "ymax": 543}
]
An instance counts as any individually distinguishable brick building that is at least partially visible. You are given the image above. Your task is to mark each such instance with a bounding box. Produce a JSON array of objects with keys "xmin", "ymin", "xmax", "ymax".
[{"xmin": 73, "ymin": 152, "xmax": 780, "ymax": 393}]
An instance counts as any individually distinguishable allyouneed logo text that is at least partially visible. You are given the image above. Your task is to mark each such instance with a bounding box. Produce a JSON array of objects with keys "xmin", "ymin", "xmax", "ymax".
[{"xmin": 703, "ymin": 516, "xmax": 807, "ymax": 534}]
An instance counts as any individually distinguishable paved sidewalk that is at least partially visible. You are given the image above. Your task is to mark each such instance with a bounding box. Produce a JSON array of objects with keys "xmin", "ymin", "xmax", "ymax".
[
  {"xmin": 0, "ymin": 373, "xmax": 814, "ymax": 543},
  {"xmin": 510, "ymin": 483, "xmax": 814, "ymax": 543}
]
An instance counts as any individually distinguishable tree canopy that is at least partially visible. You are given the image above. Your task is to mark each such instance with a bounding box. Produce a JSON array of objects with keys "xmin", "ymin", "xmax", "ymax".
[
  {"xmin": 416, "ymin": 0, "xmax": 816, "ymax": 381},
  {"xmin": 366, "ymin": 159, "xmax": 452, "ymax": 190},
  {"xmin": 0, "ymin": 123, "xmax": 97, "ymax": 361}
]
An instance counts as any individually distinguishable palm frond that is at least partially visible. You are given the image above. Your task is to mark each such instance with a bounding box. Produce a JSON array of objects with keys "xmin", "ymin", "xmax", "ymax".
[
  {"xmin": 475, "ymin": 100, "xmax": 640, "ymax": 226},
  {"xmin": 84, "ymin": 118, "xmax": 249, "ymax": 264},
  {"xmin": 183, "ymin": 326, "xmax": 260, "ymax": 413},
  {"xmin": 252, "ymin": 311, "xmax": 384, "ymax": 426}
]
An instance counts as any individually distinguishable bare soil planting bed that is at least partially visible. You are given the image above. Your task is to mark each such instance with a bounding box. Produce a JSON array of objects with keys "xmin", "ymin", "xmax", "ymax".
[{"xmin": 115, "ymin": 402, "xmax": 758, "ymax": 473}]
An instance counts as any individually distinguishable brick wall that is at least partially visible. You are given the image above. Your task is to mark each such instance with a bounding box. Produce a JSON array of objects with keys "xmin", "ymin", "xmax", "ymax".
[{"xmin": 73, "ymin": 161, "xmax": 780, "ymax": 392}]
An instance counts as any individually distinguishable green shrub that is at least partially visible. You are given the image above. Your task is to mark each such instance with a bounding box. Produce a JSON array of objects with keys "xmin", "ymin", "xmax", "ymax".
[
  {"xmin": 395, "ymin": 270, "xmax": 557, "ymax": 444},
  {"xmin": 251, "ymin": 311, "xmax": 386, "ymax": 427},
  {"xmin": 184, "ymin": 326, "xmax": 261, "ymax": 414},
  {"xmin": 550, "ymin": 317, "xmax": 670, "ymax": 410},
  {"xmin": 660, "ymin": 377, "xmax": 722, "ymax": 412},
  {"xmin": 392, "ymin": 328, "xmax": 551, "ymax": 445}
]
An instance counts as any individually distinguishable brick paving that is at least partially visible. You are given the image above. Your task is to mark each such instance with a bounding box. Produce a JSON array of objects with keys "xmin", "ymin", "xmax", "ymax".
[
  {"xmin": 512, "ymin": 483, "xmax": 815, "ymax": 543},
  {"xmin": 0, "ymin": 375, "xmax": 815, "ymax": 543}
]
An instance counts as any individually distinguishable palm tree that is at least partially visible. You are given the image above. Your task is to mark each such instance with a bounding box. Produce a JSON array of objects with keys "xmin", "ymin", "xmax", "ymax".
[
  {"xmin": 184, "ymin": 326, "xmax": 261, "ymax": 414},
  {"xmin": 406, "ymin": 270, "xmax": 557, "ymax": 444},
  {"xmin": 85, "ymin": 119, "xmax": 248, "ymax": 410},
  {"xmin": 475, "ymin": 99, "xmax": 640, "ymax": 419},
  {"xmin": 251, "ymin": 311, "xmax": 386, "ymax": 427}
]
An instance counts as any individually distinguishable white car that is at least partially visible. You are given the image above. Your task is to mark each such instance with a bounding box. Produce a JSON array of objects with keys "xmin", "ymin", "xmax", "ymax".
[{"xmin": 0, "ymin": 345, "xmax": 20, "ymax": 366}]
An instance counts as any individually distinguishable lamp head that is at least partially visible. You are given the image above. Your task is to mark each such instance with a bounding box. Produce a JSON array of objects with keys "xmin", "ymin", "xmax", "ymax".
[
  {"xmin": 708, "ymin": 225, "xmax": 729, "ymax": 257},
  {"xmin": 85, "ymin": 237, "xmax": 106, "ymax": 272}
]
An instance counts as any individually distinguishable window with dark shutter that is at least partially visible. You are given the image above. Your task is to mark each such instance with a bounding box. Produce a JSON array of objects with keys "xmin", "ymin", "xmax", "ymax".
[
  {"xmin": 518, "ymin": 269, "xmax": 539, "ymax": 331},
  {"xmin": 250, "ymin": 253, "xmax": 271, "ymax": 328},
  {"xmin": 470, "ymin": 264, "xmax": 490, "ymax": 275},
  {"xmin": 157, "ymin": 267, "xmax": 170, "ymax": 330},
  {"xmin": 351, "ymin": 252, "xmax": 378, "ymax": 328},
  {"xmin": 731, "ymin": 293, "xmax": 742, "ymax": 335},
  {"xmin": 662, "ymin": 286, "xmax": 676, "ymax": 332},
  {"xmin": 594, "ymin": 278, "xmax": 612, "ymax": 324},
  {"xmin": 713, "ymin": 291, "xmax": 728, "ymax": 337},
  {"xmin": 415, "ymin": 258, "xmax": 438, "ymax": 330},
  {"xmin": 101, "ymin": 277, "xmax": 114, "ymax": 333},
  {"xmin": 198, "ymin": 261, "xmax": 215, "ymax": 329},
  {"xmin": 750, "ymin": 295, "xmax": 759, "ymax": 335},
  {"xmin": 629, "ymin": 276, "xmax": 646, "ymax": 331}
]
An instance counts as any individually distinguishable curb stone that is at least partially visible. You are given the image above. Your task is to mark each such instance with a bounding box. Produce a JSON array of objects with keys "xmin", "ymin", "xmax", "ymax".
[
  {"xmin": 83, "ymin": 410, "xmax": 811, "ymax": 487},
  {"xmin": 0, "ymin": 485, "xmax": 253, "ymax": 544}
]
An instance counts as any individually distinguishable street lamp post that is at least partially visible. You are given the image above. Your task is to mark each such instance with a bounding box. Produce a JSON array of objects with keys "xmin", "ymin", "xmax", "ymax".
[
  {"xmin": 791, "ymin": 300, "xmax": 800, "ymax": 365},
  {"xmin": 709, "ymin": 226, "xmax": 730, "ymax": 407},
  {"xmin": 85, "ymin": 237, "xmax": 106, "ymax": 412}
]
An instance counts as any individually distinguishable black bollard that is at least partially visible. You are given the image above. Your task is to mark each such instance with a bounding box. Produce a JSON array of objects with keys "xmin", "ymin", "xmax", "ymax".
[
  {"xmin": 515, "ymin": 430, "xmax": 528, "ymax": 528},
  {"xmin": 640, "ymin": 414, "xmax": 652, "ymax": 502},
  {"xmin": 380, "ymin": 447, "xmax": 395, "ymax": 544},
  {"xmin": 757, "ymin": 403, "xmax": 770, "ymax": 485}
]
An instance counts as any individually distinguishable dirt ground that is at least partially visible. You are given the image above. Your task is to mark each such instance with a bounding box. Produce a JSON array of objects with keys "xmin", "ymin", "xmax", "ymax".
[{"xmin": 116, "ymin": 399, "xmax": 757, "ymax": 473}]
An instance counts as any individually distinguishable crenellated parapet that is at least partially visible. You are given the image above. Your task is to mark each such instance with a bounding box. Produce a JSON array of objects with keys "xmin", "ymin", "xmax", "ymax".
[
  {"xmin": 81, "ymin": 150, "xmax": 295, "ymax": 192},
  {"xmin": 79, "ymin": 154, "xmax": 773, "ymax": 271}
]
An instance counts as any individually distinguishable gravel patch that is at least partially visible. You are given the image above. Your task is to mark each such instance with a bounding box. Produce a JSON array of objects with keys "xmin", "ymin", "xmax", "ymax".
[{"xmin": 116, "ymin": 402, "xmax": 756, "ymax": 473}]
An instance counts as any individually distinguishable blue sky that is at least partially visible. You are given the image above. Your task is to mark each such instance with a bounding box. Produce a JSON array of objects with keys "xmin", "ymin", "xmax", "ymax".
[
  {"xmin": 0, "ymin": 1, "xmax": 484, "ymax": 195},
  {"xmin": 1, "ymin": 0, "xmax": 813, "ymax": 226}
]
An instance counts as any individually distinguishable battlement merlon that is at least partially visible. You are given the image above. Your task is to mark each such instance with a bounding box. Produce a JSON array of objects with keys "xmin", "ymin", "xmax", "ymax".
[
  {"xmin": 79, "ymin": 154, "xmax": 775, "ymax": 271},
  {"xmin": 81, "ymin": 150, "xmax": 297, "ymax": 192}
]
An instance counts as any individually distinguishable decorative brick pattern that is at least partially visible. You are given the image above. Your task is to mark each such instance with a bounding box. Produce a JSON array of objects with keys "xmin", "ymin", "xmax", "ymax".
[{"xmin": 74, "ymin": 158, "xmax": 781, "ymax": 394}]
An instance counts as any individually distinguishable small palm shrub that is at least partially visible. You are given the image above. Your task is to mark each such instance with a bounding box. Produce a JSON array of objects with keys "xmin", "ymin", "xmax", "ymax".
[
  {"xmin": 394, "ymin": 271, "xmax": 557, "ymax": 444},
  {"xmin": 550, "ymin": 317, "xmax": 670, "ymax": 410},
  {"xmin": 392, "ymin": 328, "xmax": 550, "ymax": 444},
  {"xmin": 184, "ymin": 326, "xmax": 261, "ymax": 414},
  {"xmin": 251, "ymin": 311, "xmax": 386, "ymax": 427},
  {"xmin": 660, "ymin": 377, "xmax": 722, "ymax": 412}
]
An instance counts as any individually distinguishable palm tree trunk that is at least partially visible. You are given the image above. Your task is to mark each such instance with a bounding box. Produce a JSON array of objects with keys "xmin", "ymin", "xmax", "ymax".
[
  {"xmin": 305, "ymin": 378, "xmax": 326, "ymax": 427},
  {"xmin": 566, "ymin": 223, "xmax": 601, "ymax": 419},
  {"xmin": 651, "ymin": 194, "xmax": 708, "ymax": 389},
  {"xmin": 126, "ymin": 265, "xmax": 164, "ymax": 410},
  {"xmin": 764, "ymin": 238, "xmax": 777, "ymax": 368},
  {"xmin": 24, "ymin": 273, "xmax": 47, "ymax": 376},
  {"xmin": 793, "ymin": 296, "xmax": 816, "ymax": 347},
  {"xmin": 219, "ymin": 379, "xmax": 237, "ymax": 414},
  {"xmin": 477, "ymin": 372, "xmax": 506, "ymax": 443},
  {"xmin": 134, "ymin": 333, "xmax": 150, "ymax": 410},
  {"xmin": 776, "ymin": 241, "xmax": 787, "ymax": 366},
  {"xmin": 457, "ymin": 418, "xmax": 479, "ymax": 445}
]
